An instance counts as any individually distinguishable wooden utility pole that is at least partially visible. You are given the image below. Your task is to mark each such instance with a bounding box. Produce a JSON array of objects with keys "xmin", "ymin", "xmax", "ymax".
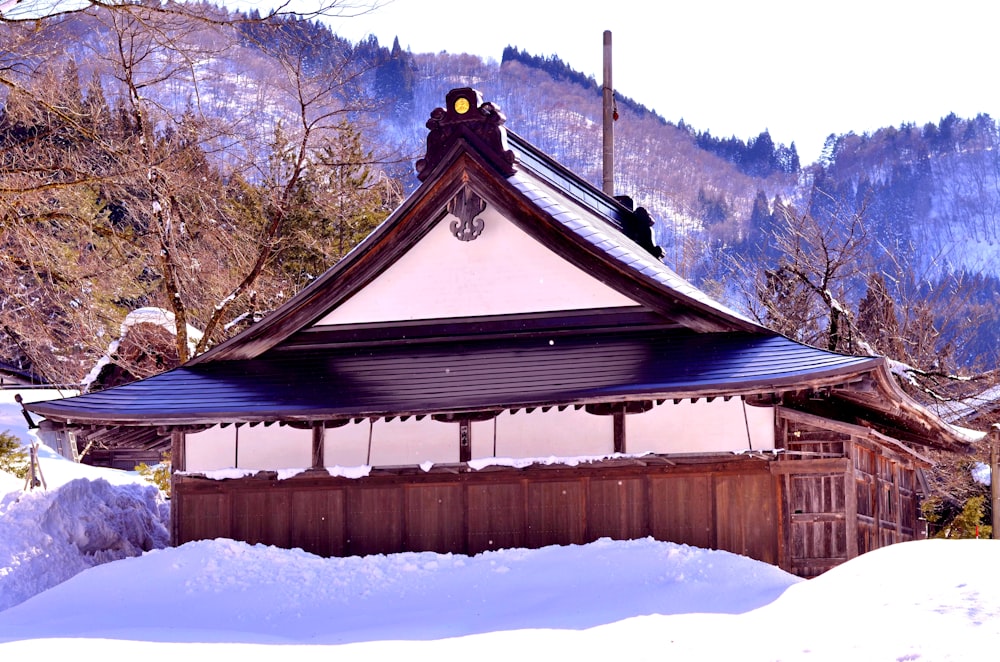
[
  {"xmin": 602, "ymin": 30, "xmax": 614, "ymax": 196},
  {"xmin": 991, "ymin": 424, "xmax": 999, "ymax": 539}
]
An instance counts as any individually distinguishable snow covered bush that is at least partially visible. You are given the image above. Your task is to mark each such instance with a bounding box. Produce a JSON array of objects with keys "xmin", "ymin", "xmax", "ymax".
[{"xmin": 135, "ymin": 453, "xmax": 171, "ymax": 497}]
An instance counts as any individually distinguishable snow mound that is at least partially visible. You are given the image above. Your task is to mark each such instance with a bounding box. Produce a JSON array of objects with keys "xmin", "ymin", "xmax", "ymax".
[
  {"xmin": 731, "ymin": 538, "xmax": 1000, "ymax": 660},
  {"xmin": 0, "ymin": 470, "xmax": 21, "ymax": 495},
  {"xmin": 972, "ymin": 461, "xmax": 992, "ymax": 486},
  {"xmin": 0, "ymin": 536, "xmax": 797, "ymax": 644},
  {"xmin": 0, "ymin": 478, "xmax": 169, "ymax": 612}
]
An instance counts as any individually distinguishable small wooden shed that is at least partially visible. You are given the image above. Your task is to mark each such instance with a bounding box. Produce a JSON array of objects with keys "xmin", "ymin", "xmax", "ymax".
[{"xmin": 29, "ymin": 88, "xmax": 972, "ymax": 577}]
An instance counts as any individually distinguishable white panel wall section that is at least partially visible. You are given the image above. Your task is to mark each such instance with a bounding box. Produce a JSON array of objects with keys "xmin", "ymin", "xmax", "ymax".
[
  {"xmin": 185, "ymin": 425, "xmax": 235, "ymax": 472},
  {"xmin": 325, "ymin": 417, "xmax": 458, "ymax": 467},
  {"xmin": 323, "ymin": 419, "xmax": 371, "ymax": 468},
  {"xmin": 627, "ymin": 399, "xmax": 775, "ymax": 453},
  {"xmin": 236, "ymin": 424, "xmax": 311, "ymax": 470},
  {"xmin": 184, "ymin": 400, "xmax": 774, "ymax": 472},
  {"xmin": 185, "ymin": 424, "xmax": 311, "ymax": 471},
  {"xmin": 490, "ymin": 408, "xmax": 614, "ymax": 458},
  {"xmin": 315, "ymin": 208, "xmax": 637, "ymax": 326}
]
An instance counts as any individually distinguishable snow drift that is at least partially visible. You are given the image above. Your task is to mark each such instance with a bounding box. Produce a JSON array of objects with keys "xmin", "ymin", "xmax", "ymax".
[{"xmin": 0, "ymin": 478, "xmax": 169, "ymax": 612}]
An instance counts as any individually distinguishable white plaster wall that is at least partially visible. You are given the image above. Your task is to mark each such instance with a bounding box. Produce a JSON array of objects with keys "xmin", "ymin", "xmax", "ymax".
[
  {"xmin": 481, "ymin": 408, "xmax": 615, "ymax": 458},
  {"xmin": 185, "ymin": 400, "xmax": 774, "ymax": 472},
  {"xmin": 325, "ymin": 417, "xmax": 458, "ymax": 466},
  {"xmin": 470, "ymin": 418, "xmax": 497, "ymax": 459},
  {"xmin": 323, "ymin": 419, "xmax": 371, "ymax": 467},
  {"xmin": 626, "ymin": 399, "xmax": 775, "ymax": 454},
  {"xmin": 236, "ymin": 424, "xmax": 311, "ymax": 470},
  {"xmin": 315, "ymin": 207, "xmax": 637, "ymax": 326},
  {"xmin": 184, "ymin": 424, "xmax": 311, "ymax": 472},
  {"xmin": 185, "ymin": 425, "xmax": 236, "ymax": 472}
]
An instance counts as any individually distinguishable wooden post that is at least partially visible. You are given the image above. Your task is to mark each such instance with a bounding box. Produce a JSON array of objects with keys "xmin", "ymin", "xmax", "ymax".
[
  {"xmin": 312, "ymin": 422, "xmax": 325, "ymax": 470},
  {"xmin": 171, "ymin": 430, "xmax": 186, "ymax": 472},
  {"xmin": 613, "ymin": 408, "xmax": 625, "ymax": 454},
  {"xmin": 844, "ymin": 437, "xmax": 859, "ymax": 559},
  {"xmin": 459, "ymin": 420, "xmax": 472, "ymax": 463},
  {"xmin": 873, "ymin": 454, "xmax": 882, "ymax": 547},
  {"xmin": 991, "ymin": 425, "xmax": 999, "ymax": 540},
  {"xmin": 602, "ymin": 30, "xmax": 614, "ymax": 196},
  {"xmin": 170, "ymin": 430, "xmax": 186, "ymax": 547}
]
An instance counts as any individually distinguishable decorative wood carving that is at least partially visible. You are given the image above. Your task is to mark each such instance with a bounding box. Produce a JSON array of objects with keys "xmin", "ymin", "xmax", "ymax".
[
  {"xmin": 447, "ymin": 187, "xmax": 487, "ymax": 241},
  {"xmin": 459, "ymin": 419, "xmax": 471, "ymax": 463},
  {"xmin": 416, "ymin": 88, "xmax": 516, "ymax": 181}
]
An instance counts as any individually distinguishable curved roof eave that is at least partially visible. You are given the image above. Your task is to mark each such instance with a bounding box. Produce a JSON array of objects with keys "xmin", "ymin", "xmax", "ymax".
[{"xmin": 28, "ymin": 330, "xmax": 882, "ymax": 427}]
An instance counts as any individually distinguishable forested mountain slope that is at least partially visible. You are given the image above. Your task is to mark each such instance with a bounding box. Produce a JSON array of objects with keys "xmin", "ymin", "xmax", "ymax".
[
  {"xmin": 2, "ymin": 3, "xmax": 998, "ymax": 385},
  {"xmin": 375, "ymin": 48, "xmax": 1000, "ymax": 370}
]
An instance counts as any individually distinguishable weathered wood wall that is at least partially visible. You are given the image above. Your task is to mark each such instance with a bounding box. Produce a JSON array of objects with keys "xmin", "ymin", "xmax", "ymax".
[
  {"xmin": 853, "ymin": 439, "xmax": 920, "ymax": 554},
  {"xmin": 775, "ymin": 410, "xmax": 922, "ymax": 577},
  {"xmin": 173, "ymin": 458, "xmax": 780, "ymax": 566}
]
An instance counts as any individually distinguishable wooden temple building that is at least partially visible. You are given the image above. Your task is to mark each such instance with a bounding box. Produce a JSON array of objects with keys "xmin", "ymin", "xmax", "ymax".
[{"xmin": 28, "ymin": 88, "xmax": 974, "ymax": 577}]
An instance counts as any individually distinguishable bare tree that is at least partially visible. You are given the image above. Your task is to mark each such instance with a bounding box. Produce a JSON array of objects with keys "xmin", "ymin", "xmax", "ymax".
[
  {"xmin": 0, "ymin": 1, "xmax": 399, "ymax": 383},
  {"xmin": 739, "ymin": 195, "xmax": 869, "ymax": 353}
]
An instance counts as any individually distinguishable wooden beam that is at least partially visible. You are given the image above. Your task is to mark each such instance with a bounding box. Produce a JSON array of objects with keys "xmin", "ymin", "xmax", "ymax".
[
  {"xmin": 775, "ymin": 470, "xmax": 790, "ymax": 574},
  {"xmin": 769, "ymin": 458, "xmax": 850, "ymax": 475},
  {"xmin": 778, "ymin": 407, "xmax": 871, "ymax": 439},
  {"xmin": 868, "ymin": 429, "xmax": 934, "ymax": 466},
  {"xmin": 585, "ymin": 401, "xmax": 653, "ymax": 416},
  {"xmin": 893, "ymin": 461, "xmax": 903, "ymax": 540},
  {"xmin": 778, "ymin": 406, "xmax": 931, "ymax": 465},
  {"xmin": 432, "ymin": 410, "xmax": 500, "ymax": 423},
  {"xmin": 790, "ymin": 512, "xmax": 846, "ymax": 523},
  {"xmin": 992, "ymin": 426, "xmax": 1000, "ymax": 540},
  {"xmin": 171, "ymin": 430, "xmax": 186, "ymax": 473}
]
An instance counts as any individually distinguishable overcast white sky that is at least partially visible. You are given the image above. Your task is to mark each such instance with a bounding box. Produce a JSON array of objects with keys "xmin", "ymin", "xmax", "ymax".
[{"xmin": 249, "ymin": 0, "xmax": 998, "ymax": 163}]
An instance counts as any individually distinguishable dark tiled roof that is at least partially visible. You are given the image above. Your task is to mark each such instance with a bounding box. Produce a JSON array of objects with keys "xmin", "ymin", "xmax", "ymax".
[
  {"xmin": 0, "ymin": 361, "xmax": 48, "ymax": 386},
  {"xmin": 28, "ymin": 330, "xmax": 877, "ymax": 425}
]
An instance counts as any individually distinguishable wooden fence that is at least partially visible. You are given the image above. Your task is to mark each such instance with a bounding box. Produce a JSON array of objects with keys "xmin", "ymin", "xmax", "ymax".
[{"xmin": 173, "ymin": 456, "xmax": 781, "ymax": 565}]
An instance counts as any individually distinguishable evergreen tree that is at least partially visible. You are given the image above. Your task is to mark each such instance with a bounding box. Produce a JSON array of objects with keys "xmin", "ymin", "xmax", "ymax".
[
  {"xmin": 374, "ymin": 36, "xmax": 416, "ymax": 118},
  {"xmin": 745, "ymin": 190, "xmax": 777, "ymax": 257},
  {"xmin": 0, "ymin": 431, "xmax": 28, "ymax": 480},
  {"xmin": 857, "ymin": 272, "xmax": 902, "ymax": 357},
  {"xmin": 744, "ymin": 130, "xmax": 776, "ymax": 177}
]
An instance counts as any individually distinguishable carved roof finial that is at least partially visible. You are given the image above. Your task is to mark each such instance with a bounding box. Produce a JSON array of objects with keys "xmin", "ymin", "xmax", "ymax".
[{"xmin": 415, "ymin": 88, "xmax": 516, "ymax": 181}]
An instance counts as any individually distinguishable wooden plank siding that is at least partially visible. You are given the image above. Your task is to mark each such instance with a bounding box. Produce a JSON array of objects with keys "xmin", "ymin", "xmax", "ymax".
[
  {"xmin": 172, "ymin": 413, "xmax": 924, "ymax": 578},
  {"xmin": 775, "ymin": 411, "xmax": 924, "ymax": 577},
  {"xmin": 174, "ymin": 458, "xmax": 781, "ymax": 567}
]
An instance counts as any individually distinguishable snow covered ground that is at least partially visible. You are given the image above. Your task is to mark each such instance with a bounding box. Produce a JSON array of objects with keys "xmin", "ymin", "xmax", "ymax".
[{"xmin": 2, "ymin": 390, "xmax": 999, "ymax": 660}]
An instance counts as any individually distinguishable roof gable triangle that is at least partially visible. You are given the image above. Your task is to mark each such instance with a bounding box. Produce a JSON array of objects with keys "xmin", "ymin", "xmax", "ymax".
[{"xmin": 314, "ymin": 189, "xmax": 640, "ymax": 327}]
